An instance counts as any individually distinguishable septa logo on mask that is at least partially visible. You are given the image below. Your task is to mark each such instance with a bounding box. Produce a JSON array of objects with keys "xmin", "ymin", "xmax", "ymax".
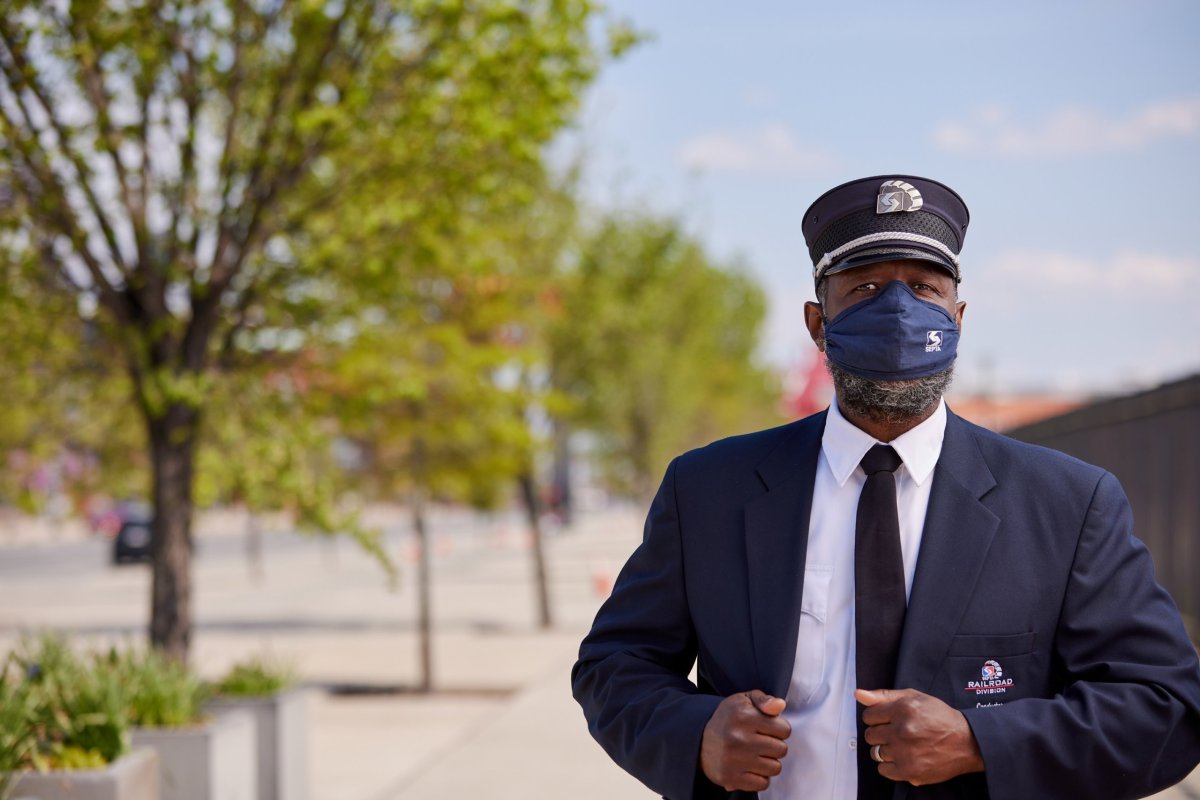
[{"xmin": 926, "ymin": 331, "xmax": 943, "ymax": 352}]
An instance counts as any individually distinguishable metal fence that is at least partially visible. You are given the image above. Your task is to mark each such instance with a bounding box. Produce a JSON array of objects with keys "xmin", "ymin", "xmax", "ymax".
[{"xmin": 1005, "ymin": 373, "xmax": 1200, "ymax": 643}]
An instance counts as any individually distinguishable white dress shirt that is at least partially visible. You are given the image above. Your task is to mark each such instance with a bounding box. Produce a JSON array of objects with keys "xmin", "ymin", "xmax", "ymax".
[{"xmin": 761, "ymin": 397, "xmax": 948, "ymax": 800}]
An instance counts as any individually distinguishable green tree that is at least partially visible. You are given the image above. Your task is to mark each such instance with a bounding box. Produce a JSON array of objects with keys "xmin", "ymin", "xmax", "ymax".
[
  {"xmin": 0, "ymin": 244, "xmax": 144, "ymax": 516},
  {"xmin": 0, "ymin": 0, "xmax": 615, "ymax": 662},
  {"xmin": 548, "ymin": 211, "xmax": 781, "ymax": 500},
  {"xmin": 319, "ymin": 204, "xmax": 549, "ymax": 690},
  {"xmin": 193, "ymin": 364, "xmax": 392, "ymax": 584}
]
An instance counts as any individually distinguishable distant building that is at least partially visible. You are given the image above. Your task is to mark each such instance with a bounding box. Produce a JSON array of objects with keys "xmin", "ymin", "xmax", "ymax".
[
  {"xmin": 1005, "ymin": 373, "xmax": 1200, "ymax": 642},
  {"xmin": 948, "ymin": 393, "xmax": 1085, "ymax": 433}
]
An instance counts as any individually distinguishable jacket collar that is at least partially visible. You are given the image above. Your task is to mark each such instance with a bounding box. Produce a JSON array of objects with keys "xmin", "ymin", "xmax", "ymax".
[{"xmin": 744, "ymin": 412, "xmax": 827, "ymax": 696}]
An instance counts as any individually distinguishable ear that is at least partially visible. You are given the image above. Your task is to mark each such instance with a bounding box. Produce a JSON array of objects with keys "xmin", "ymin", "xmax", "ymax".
[
  {"xmin": 954, "ymin": 299, "xmax": 967, "ymax": 331},
  {"xmin": 804, "ymin": 301, "xmax": 826, "ymax": 351}
]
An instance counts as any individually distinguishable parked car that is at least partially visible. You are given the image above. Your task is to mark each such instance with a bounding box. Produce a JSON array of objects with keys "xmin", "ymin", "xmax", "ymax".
[
  {"xmin": 112, "ymin": 506, "xmax": 154, "ymax": 564},
  {"xmin": 90, "ymin": 498, "xmax": 151, "ymax": 539}
]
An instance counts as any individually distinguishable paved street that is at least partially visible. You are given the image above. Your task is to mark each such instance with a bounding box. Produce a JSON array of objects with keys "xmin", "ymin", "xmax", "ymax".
[{"xmin": 1, "ymin": 507, "xmax": 1197, "ymax": 799}]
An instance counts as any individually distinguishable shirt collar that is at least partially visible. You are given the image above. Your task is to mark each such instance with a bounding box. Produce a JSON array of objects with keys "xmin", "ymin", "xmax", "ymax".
[{"xmin": 821, "ymin": 396, "xmax": 947, "ymax": 487}]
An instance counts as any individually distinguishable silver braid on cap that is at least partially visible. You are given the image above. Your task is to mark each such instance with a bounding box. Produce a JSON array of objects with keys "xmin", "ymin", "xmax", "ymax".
[{"xmin": 813, "ymin": 232, "xmax": 961, "ymax": 278}]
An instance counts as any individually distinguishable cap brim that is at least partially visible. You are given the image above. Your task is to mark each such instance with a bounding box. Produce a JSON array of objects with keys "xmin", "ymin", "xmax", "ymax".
[{"xmin": 820, "ymin": 244, "xmax": 959, "ymax": 281}]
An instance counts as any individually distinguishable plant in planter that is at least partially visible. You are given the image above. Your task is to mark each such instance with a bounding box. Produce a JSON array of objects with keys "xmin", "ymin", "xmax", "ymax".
[
  {"xmin": 110, "ymin": 647, "xmax": 209, "ymax": 728},
  {"xmin": 208, "ymin": 656, "xmax": 308, "ymax": 800},
  {"xmin": 213, "ymin": 657, "xmax": 296, "ymax": 699},
  {"xmin": 0, "ymin": 654, "xmax": 34, "ymax": 800},
  {"xmin": 117, "ymin": 649, "xmax": 256, "ymax": 800},
  {"xmin": 0, "ymin": 634, "xmax": 159, "ymax": 800},
  {"xmin": 13, "ymin": 634, "xmax": 127, "ymax": 769}
]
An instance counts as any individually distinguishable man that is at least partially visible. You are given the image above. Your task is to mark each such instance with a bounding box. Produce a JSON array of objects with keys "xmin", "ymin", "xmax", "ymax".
[{"xmin": 571, "ymin": 175, "xmax": 1200, "ymax": 800}]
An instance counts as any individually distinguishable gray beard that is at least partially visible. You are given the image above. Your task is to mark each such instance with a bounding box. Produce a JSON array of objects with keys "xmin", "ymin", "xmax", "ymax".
[
  {"xmin": 816, "ymin": 325, "xmax": 954, "ymax": 424},
  {"xmin": 826, "ymin": 359, "xmax": 954, "ymax": 425}
]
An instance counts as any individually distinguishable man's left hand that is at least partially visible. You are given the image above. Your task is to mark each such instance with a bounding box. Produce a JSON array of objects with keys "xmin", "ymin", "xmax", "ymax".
[{"xmin": 855, "ymin": 688, "xmax": 985, "ymax": 786}]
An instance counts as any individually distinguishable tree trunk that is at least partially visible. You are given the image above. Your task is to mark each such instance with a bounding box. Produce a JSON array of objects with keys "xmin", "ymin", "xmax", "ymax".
[
  {"xmin": 412, "ymin": 490, "xmax": 433, "ymax": 693},
  {"xmin": 519, "ymin": 472, "xmax": 553, "ymax": 629},
  {"xmin": 245, "ymin": 509, "xmax": 263, "ymax": 584},
  {"xmin": 147, "ymin": 403, "xmax": 200, "ymax": 663},
  {"xmin": 630, "ymin": 407, "xmax": 656, "ymax": 504},
  {"xmin": 551, "ymin": 419, "xmax": 573, "ymax": 527}
]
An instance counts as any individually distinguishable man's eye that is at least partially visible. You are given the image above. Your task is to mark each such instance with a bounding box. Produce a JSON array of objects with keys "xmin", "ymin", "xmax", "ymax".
[{"xmin": 855, "ymin": 283, "xmax": 878, "ymax": 292}]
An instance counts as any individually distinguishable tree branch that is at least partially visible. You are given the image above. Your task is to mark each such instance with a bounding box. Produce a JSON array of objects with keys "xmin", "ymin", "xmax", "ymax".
[
  {"xmin": 211, "ymin": 0, "xmax": 247, "ymax": 264},
  {"xmin": 208, "ymin": 5, "xmax": 309, "ymax": 290},
  {"xmin": 216, "ymin": 2, "xmax": 416, "ymax": 292},
  {"xmin": 189, "ymin": 6, "xmax": 359, "ymax": 371},
  {"xmin": 56, "ymin": 7, "xmax": 148, "ymax": 274},
  {"xmin": 0, "ymin": 23, "xmax": 131, "ymax": 275},
  {"xmin": 4, "ymin": 141, "xmax": 133, "ymax": 328},
  {"xmin": 164, "ymin": 13, "xmax": 200, "ymax": 275}
]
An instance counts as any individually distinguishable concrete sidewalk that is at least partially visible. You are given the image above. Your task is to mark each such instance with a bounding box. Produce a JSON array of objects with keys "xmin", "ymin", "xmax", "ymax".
[
  {"xmin": 303, "ymin": 507, "xmax": 657, "ymax": 800},
  {"xmin": 386, "ymin": 654, "xmax": 650, "ymax": 799}
]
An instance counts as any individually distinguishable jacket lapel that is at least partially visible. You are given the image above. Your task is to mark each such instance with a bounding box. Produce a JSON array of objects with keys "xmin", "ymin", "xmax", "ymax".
[
  {"xmin": 895, "ymin": 410, "xmax": 1000, "ymax": 693},
  {"xmin": 743, "ymin": 411, "xmax": 826, "ymax": 698}
]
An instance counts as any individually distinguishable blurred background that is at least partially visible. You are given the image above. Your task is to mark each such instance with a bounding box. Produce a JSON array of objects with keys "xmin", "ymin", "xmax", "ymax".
[{"xmin": 0, "ymin": 1, "xmax": 1196, "ymax": 798}]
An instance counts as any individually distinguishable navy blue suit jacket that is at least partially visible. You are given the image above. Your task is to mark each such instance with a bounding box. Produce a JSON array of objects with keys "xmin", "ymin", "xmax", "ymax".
[{"xmin": 572, "ymin": 409, "xmax": 1200, "ymax": 799}]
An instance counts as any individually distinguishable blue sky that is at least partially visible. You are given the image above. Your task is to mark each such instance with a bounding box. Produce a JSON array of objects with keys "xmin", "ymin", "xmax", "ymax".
[{"xmin": 573, "ymin": 1, "xmax": 1200, "ymax": 395}]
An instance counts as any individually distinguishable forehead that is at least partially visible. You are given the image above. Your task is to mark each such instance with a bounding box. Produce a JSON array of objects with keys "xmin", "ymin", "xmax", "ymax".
[{"xmin": 826, "ymin": 259, "xmax": 956, "ymax": 285}]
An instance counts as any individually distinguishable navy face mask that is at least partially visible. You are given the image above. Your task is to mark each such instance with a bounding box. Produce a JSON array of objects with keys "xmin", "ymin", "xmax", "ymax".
[{"xmin": 823, "ymin": 280, "xmax": 959, "ymax": 380}]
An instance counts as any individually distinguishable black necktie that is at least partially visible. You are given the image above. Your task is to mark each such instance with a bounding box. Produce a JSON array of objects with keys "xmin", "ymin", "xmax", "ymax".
[{"xmin": 855, "ymin": 444, "xmax": 906, "ymax": 800}]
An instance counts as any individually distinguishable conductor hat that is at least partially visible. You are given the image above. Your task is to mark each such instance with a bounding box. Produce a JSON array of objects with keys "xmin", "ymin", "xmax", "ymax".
[{"xmin": 802, "ymin": 175, "xmax": 970, "ymax": 284}]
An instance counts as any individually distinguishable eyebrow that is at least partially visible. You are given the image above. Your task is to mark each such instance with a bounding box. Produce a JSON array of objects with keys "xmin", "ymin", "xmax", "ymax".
[{"xmin": 841, "ymin": 268, "xmax": 947, "ymax": 282}]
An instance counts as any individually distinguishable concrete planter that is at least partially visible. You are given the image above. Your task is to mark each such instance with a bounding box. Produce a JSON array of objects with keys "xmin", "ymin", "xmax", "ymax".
[
  {"xmin": 205, "ymin": 688, "xmax": 309, "ymax": 800},
  {"xmin": 5, "ymin": 747, "xmax": 159, "ymax": 800},
  {"xmin": 130, "ymin": 710, "xmax": 256, "ymax": 800}
]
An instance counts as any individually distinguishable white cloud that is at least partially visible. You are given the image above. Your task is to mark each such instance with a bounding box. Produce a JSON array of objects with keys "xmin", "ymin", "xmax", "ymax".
[
  {"xmin": 679, "ymin": 124, "xmax": 835, "ymax": 175},
  {"xmin": 974, "ymin": 249, "xmax": 1195, "ymax": 295},
  {"xmin": 934, "ymin": 97, "xmax": 1200, "ymax": 157}
]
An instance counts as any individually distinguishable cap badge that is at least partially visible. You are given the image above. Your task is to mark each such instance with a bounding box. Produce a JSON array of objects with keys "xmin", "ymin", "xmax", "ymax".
[{"xmin": 876, "ymin": 180, "xmax": 923, "ymax": 214}]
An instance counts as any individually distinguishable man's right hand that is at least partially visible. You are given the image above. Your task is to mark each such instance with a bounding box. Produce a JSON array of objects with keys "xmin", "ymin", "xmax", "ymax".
[{"xmin": 699, "ymin": 690, "xmax": 791, "ymax": 792}]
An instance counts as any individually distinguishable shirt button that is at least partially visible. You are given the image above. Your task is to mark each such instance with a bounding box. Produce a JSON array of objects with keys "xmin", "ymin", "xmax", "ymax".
[{"xmin": 849, "ymin": 738, "xmax": 857, "ymax": 750}]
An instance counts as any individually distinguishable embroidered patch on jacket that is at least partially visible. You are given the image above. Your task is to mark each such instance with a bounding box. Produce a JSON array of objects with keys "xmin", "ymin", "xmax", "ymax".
[{"xmin": 963, "ymin": 659, "xmax": 1014, "ymax": 696}]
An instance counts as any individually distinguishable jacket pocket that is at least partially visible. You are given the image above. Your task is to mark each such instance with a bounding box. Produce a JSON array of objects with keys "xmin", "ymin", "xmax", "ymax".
[
  {"xmin": 946, "ymin": 631, "xmax": 1035, "ymax": 657},
  {"xmin": 789, "ymin": 566, "xmax": 832, "ymax": 705},
  {"xmin": 945, "ymin": 631, "xmax": 1038, "ymax": 709}
]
